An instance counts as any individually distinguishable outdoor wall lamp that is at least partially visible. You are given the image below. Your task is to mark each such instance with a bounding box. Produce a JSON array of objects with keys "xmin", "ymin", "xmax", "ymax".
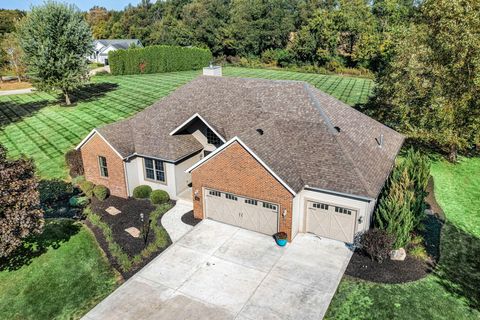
[
  {"xmin": 282, "ymin": 209, "xmax": 287, "ymax": 221},
  {"xmin": 194, "ymin": 189, "xmax": 200, "ymax": 201}
]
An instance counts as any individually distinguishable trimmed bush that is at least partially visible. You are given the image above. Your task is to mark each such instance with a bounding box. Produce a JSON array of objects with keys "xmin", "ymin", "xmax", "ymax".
[
  {"xmin": 360, "ymin": 229, "xmax": 395, "ymax": 263},
  {"xmin": 93, "ymin": 185, "xmax": 109, "ymax": 201},
  {"xmin": 133, "ymin": 185, "xmax": 152, "ymax": 199},
  {"xmin": 109, "ymin": 45, "xmax": 212, "ymax": 75},
  {"xmin": 79, "ymin": 180, "xmax": 95, "ymax": 197},
  {"xmin": 150, "ymin": 189, "xmax": 170, "ymax": 204},
  {"xmin": 65, "ymin": 149, "xmax": 84, "ymax": 178},
  {"xmin": 69, "ymin": 195, "xmax": 89, "ymax": 207},
  {"xmin": 71, "ymin": 175, "xmax": 85, "ymax": 187},
  {"xmin": 38, "ymin": 179, "xmax": 74, "ymax": 204}
]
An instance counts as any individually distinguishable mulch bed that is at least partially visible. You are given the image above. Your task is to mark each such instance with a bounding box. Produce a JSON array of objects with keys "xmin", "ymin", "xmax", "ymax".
[
  {"xmin": 345, "ymin": 177, "xmax": 444, "ymax": 284},
  {"xmin": 181, "ymin": 210, "xmax": 201, "ymax": 226},
  {"xmin": 90, "ymin": 196, "xmax": 157, "ymax": 257},
  {"xmin": 86, "ymin": 196, "xmax": 174, "ymax": 279},
  {"xmin": 345, "ymin": 251, "xmax": 432, "ymax": 284}
]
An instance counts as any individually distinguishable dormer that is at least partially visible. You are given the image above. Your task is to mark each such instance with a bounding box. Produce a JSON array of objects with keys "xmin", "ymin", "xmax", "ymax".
[{"xmin": 170, "ymin": 113, "xmax": 225, "ymax": 152}]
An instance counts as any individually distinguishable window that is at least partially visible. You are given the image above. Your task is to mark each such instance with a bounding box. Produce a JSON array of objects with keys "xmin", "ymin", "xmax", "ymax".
[
  {"xmin": 225, "ymin": 193, "xmax": 237, "ymax": 201},
  {"xmin": 144, "ymin": 158, "xmax": 166, "ymax": 182},
  {"xmin": 262, "ymin": 202, "xmax": 277, "ymax": 211},
  {"xmin": 98, "ymin": 156, "xmax": 108, "ymax": 177},
  {"xmin": 335, "ymin": 206, "xmax": 353, "ymax": 215},
  {"xmin": 313, "ymin": 202, "xmax": 329, "ymax": 210},
  {"xmin": 209, "ymin": 190, "xmax": 221, "ymax": 197},
  {"xmin": 245, "ymin": 199, "xmax": 258, "ymax": 206},
  {"xmin": 204, "ymin": 127, "xmax": 222, "ymax": 146}
]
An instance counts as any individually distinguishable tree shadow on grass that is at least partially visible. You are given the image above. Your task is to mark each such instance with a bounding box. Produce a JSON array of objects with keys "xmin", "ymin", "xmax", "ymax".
[
  {"xmin": 0, "ymin": 219, "xmax": 81, "ymax": 272},
  {"xmin": 65, "ymin": 82, "xmax": 119, "ymax": 104},
  {"xmin": 434, "ymin": 221, "xmax": 480, "ymax": 310},
  {"xmin": 0, "ymin": 99, "xmax": 53, "ymax": 129}
]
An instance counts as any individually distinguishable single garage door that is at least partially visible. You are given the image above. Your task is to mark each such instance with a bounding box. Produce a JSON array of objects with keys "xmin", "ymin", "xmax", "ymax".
[
  {"xmin": 204, "ymin": 189, "xmax": 278, "ymax": 235},
  {"xmin": 306, "ymin": 201, "xmax": 357, "ymax": 243}
]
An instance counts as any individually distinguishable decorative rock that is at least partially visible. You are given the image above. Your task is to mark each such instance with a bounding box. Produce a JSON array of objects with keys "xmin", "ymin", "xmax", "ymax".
[
  {"xmin": 106, "ymin": 206, "xmax": 121, "ymax": 216},
  {"xmin": 125, "ymin": 227, "xmax": 141, "ymax": 238},
  {"xmin": 424, "ymin": 208, "xmax": 434, "ymax": 215},
  {"xmin": 390, "ymin": 248, "xmax": 406, "ymax": 261}
]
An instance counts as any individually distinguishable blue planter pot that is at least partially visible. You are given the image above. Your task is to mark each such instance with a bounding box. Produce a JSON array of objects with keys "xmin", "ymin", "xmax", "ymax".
[{"xmin": 273, "ymin": 232, "xmax": 288, "ymax": 246}]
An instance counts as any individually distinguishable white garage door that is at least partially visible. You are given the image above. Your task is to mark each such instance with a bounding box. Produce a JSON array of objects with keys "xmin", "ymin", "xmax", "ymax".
[
  {"xmin": 204, "ymin": 189, "xmax": 278, "ymax": 235},
  {"xmin": 306, "ymin": 201, "xmax": 357, "ymax": 243}
]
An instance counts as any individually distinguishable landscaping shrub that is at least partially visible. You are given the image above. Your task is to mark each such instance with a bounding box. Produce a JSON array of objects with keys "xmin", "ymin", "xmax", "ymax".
[
  {"xmin": 133, "ymin": 185, "xmax": 152, "ymax": 199},
  {"xmin": 71, "ymin": 175, "xmax": 85, "ymax": 187},
  {"xmin": 109, "ymin": 45, "xmax": 212, "ymax": 75},
  {"xmin": 79, "ymin": 180, "xmax": 95, "ymax": 197},
  {"xmin": 69, "ymin": 195, "xmax": 89, "ymax": 207},
  {"xmin": 150, "ymin": 189, "xmax": 170, "ymax": 204},
  {"xmin": 374, "ymin": 148, "xmax": 431, "ymax": 249},
  {"xmin": 65, "ymin": 149, "xmax": 84, "ymax": 178},
  {"xmin": 360, "ymin": 229, "xmax": 395, "ymax": 263},
  {"xmin": 93, "ymin": 185, "xmax": 109, "ymax": 201},
  {"xmin": 375, "ymin": 169, "xmax": 415, "ymax": 249},
  {"xmin": 38, "ymin": 179, "xmax": 74, "ymax": 204}
]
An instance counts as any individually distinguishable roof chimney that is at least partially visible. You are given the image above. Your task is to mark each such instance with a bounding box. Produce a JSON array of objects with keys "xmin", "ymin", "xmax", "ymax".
[{"xmin": 203, "ymin": 64, "xmax": 222, "ymax": 76}]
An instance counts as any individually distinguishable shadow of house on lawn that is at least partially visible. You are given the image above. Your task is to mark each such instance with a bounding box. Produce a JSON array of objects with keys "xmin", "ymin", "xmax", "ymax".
[
  {"xmin": 434, "ymin": 221, "xmax": 480, "ymax": 311},
  {"xmin": 66, "ymin": 82, "xmax": 119, "ymax": 104},
  {"xmin": 0, "ymin": 219, "xmax": 80, "ymax": 272}
]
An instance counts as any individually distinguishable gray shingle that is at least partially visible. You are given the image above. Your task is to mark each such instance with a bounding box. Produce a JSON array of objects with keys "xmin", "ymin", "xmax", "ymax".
[{"xmin": 97, "ymin": 76, "xmax": 404, "ymax": 199}]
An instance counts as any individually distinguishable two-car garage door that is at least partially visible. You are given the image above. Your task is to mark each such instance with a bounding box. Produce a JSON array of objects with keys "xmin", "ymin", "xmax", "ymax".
[{"xmin": 204, "ymin": 189, "xmax": 278, "ymax": 235}]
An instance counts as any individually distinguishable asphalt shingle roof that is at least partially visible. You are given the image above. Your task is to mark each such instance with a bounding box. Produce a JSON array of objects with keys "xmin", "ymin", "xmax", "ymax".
[{"xmin": 97, "ymin": 76, "xmax": 404, "ymax": 199}]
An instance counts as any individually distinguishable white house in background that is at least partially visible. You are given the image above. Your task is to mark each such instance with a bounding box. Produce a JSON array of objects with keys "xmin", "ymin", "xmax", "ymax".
[{"xmin": 88, "ymin": 39, "xmax": 143, "ymax": 65}]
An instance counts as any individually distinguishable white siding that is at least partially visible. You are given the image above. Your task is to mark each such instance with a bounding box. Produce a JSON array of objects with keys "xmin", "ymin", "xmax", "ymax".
[
  {"xmin": 125, "ymin": 156, "xmax": 177, "ymax": 199},
  {"xmin": 292, "ymin": 188, "xmax": 375, "ymax": 240},
  {"xmin": 175, "ymin": 152, "xmax": 202, "ymax": 194}
]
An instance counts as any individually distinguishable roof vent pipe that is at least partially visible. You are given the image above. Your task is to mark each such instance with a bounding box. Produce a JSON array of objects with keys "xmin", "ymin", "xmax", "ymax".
[
  {"xmin": 256, "ymin": 128, "xmax": 264, "ymax": 135},
  {"xmin": 379, "ymin": 134, "xmax": 384, "ymax": 148}
]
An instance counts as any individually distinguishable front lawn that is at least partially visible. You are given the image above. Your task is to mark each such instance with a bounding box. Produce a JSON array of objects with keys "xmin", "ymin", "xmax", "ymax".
[
  {"xmin": 0, "ymin": 67, "xmax": 372, "ymax": 180},
  {"xmin": 326, "ymin": 157, "xmax": 480, "ymax": 319},
  {"xmin": 0, "ymin": 219, "xmax": 117, "ymax": 320}
]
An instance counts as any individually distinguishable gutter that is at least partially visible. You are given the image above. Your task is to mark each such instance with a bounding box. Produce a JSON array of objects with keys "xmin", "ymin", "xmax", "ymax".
[{"xmin": 304, "ymin": 185, "xmax": 375, "ymax": 203}]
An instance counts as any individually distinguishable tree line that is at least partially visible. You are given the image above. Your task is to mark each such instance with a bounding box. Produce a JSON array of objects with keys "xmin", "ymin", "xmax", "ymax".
[{"xmin": 84, "ymin": 0, "xmax": 418, "ymax": 72}]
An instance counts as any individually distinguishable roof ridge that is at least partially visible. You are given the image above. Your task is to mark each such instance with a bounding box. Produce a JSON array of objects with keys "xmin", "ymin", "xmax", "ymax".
[
  {"xmin": 303, "ymin": 83, "xmax": 338, "ymax": 135},
  {"xmin": 333, "ymin": 133, "xmax": 375, "ymax": 197},
  {"xmin": 304, "ymin": 83, "xmax": 374, "ymax": 196}
]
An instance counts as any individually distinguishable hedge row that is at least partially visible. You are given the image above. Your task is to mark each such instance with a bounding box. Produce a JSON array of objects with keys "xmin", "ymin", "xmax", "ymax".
[{"xmin": 109, "ymin": 45, "xmax": 212, "ymax": 75}]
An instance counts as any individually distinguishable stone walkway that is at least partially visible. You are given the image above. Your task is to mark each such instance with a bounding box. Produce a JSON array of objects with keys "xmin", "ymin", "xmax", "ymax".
[{"xmin": 161, "ymin": 200, "xmax": 194, "ymax": 242}]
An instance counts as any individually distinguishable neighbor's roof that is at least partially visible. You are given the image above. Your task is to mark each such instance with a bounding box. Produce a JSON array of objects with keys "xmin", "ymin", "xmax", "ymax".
[
  {"xmin": 95, "ymin": 76, "xmax": 404, "ymax": 199},
  {"xmin": 94, "ymin": 39, "xmax": 142, "ymax": 52}
]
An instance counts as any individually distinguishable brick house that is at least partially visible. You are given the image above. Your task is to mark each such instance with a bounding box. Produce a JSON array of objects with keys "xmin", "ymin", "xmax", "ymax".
[{"xmin": 76, "ymin": 69, "xmax": 404, "ymax": 242}]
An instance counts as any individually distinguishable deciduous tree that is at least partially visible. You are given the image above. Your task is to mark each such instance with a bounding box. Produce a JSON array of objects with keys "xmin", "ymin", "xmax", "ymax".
[
  {"xmin": 372, "ymin": 0, "xmax": 480, "ymax": 161},
  {"xmin": 18, "ymin": 1, "xmax": 93, "ymax": 105}
]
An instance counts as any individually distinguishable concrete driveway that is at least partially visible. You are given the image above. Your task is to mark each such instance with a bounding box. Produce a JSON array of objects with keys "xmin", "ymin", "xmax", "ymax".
[{"xmin": 83, "ymin": 219, "xmax": 352, "ymax": 320}]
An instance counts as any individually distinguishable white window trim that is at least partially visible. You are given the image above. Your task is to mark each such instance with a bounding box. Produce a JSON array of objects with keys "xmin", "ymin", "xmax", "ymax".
[
  {"xmin": 98, "ymin": 156, "xmax": 109, "ymax": 178},
  {"xmin": 143, "ymin": 157, "xmax": 167, "ymax": 184}
]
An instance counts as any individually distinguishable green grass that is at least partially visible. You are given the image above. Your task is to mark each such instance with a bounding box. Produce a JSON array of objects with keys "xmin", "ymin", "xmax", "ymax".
[
  {"xmin": 326, "ymin": 156, "xmax": 480, "ymax": 319},
  {"xmin": 431, "ymin": 157, "xmax": 480, "ymax": 237},
  {"xmin": 0, "ymin": 219, "xmax": 117, "ymax": 320},
  {"xmin": 0, "ymin": 67, "xmax": 372, "ymax": 179}
]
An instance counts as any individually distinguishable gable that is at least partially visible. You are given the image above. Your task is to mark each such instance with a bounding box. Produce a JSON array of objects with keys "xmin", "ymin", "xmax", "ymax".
[{"xmin": 188, "ymin": 138, "xmax": 295, "ymax": 195}]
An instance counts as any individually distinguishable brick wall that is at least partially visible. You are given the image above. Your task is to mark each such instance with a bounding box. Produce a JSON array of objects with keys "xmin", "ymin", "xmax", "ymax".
[
  {"xmin": 80, "ymin": 133, "xmax": 128, "ymax": 198},
  {"xmin": 191, "ymin": 141, "xmax": 294, "ymax": 240}
]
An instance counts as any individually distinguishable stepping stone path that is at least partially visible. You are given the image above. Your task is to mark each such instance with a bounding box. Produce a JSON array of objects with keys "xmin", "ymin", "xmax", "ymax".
[
  {"xmin": 106, "ymin": 206, "xmax": 121, "ymax": 216},
  {"xmin": 125, "ymin": 227, "xmax": 141, "ymax": 238}
]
